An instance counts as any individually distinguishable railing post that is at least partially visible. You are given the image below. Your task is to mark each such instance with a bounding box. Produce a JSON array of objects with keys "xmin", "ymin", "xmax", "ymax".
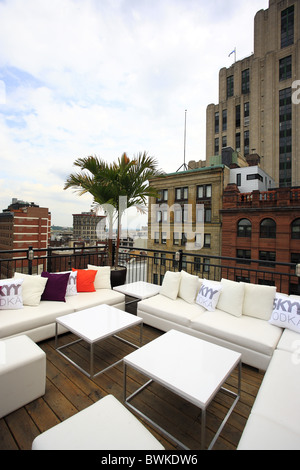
[
  {"xmin": 27, "ymin": 246, "xmax": 34, "ymax": 275},
  {"xmin": 47, "ymin": 247, "xmax": 52, "ymax": 273}
]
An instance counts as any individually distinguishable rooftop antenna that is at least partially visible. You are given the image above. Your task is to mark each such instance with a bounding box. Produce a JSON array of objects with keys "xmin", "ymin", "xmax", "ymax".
[{"xmin": 177, "ymin": 109, "xmax": 190, "ymax": 172}]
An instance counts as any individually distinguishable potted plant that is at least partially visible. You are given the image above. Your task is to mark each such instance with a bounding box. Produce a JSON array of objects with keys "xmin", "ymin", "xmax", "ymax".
[{"xmin": 64, "ymin": 152, "xmax": 163, "ymax": 286}]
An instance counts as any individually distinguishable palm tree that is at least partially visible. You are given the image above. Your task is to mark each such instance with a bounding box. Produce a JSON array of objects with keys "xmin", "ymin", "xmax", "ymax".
[{"xmin": 64, "ymin": 152, "xmax": 164, "ymax": 267}]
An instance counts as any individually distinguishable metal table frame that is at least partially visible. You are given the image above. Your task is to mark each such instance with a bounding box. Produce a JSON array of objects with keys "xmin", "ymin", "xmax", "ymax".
[
  {"xmin": 123, "ymin": 358, "xmax": 241, "ymax": 450},
  {"xmin": 55, "ymin": 320, "xmax": 143, "ymax": 378}
]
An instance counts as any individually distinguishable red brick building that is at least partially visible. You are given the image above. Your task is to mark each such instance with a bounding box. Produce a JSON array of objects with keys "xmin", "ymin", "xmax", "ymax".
[
  {"xmin": 0, "ymin": 199, "xmax": 51, "ymax": 276},
  {"xmin": 221, "ymin": 185, "xmax": 300, "ymax": 295}
]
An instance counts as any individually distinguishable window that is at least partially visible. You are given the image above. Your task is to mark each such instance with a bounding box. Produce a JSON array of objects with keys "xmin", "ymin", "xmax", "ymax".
[
  {"xmin": 291, "ymin": 219, "xmax": 300, "ymax": 239},
  {"xmin": 205, "ymin": 208, "xmax": 212, "ymax": 223},
  {"xmin": 173, "ymin": 232, "xmax": 180, "ymax": 245},
  {"xmin": 260, "ymin": 218, "xmax": 276, "ymax": 238},
  {"xmin": 222, "ymin": 109, "xmax": 227, "ymax": 132},
  {"xmin": 156, "ymin": 189, "xmax": 168, "ymax": 202},
  {"xmin": 194, "ymin": 257, "xmax": 201, "ymax": 272},
  {"xmin": 236, "ymin": 172, "xmax": 241, "ymax": 186},
  {"xmin": 161, "ymin": 232, "xmax": 167, "ymax": 244},
  {"xmin": 154, "ymin": 232, "xmax": 159, "ymax": 243},
  {"xmin": 244, "ymin": 102, "xmax": 250, "ymax": 126},
  {"xmin": 214, "ymin": 138, "xmax": 219, "ymax": 155},
  {"xmin": 227, "ymin": 75, "xmax": 234, "ymax": 98},
  {"xmin": 161, "ymin": 253, "xmax": 166, "ymax": 266},
  {"xmin": 204, "ymin": 233, "xmax": 211, "ymax": 248},
  {"xmin": 203, "ymin": 258, "xmax": 210, "ymax": 273},
  {"xmin": 259, "ymin": 251, "xmax": 276, "ymax": 267},
  {"xmin": 222, "ymin": 136, "xmax": 227, "ymax": 148},
  {"xmin": 195, "ymin": 233, "xmax": 202, "ymax": 247},
  {"xmin": 154, "ymin": 252, "xmax": 159, "ymax": 264},
  {"xmin": 281, "ymin": 5, "xmax": 294, "ymax": 48},
  {"xmin": 197, "ymin": 185, "xmax": 212, "ymax": 199},
  {"xmin": 279, "ymin": 56, "xmax": 292, "ymax": 81},
  {"xmin": 175, "ymin": 187, "xmax": 188, "ymax": 201},
  {"xmin": 242, "ymin": 69, "xmax": 250, "ymax": 94},
  {"xmin": 237, "ymin": 219, "xmax": 252, "ymax": 237},
  {"xmin": 237, "ymin": 249, "xmax": 251, "ymax": 264},
  {"xmin": 244, "ymin": 130, "xmax": 249, "ymax": 156},
  {"xmin": 247, "ymin": 173, "xmax": 263, "ymax": 182},
  {"xmin": 236, "ymin": 105, "xmax": 241, "ymax": 128},
  {"xmin": 236, "ymin": 133, "xmax": 241, "ymax": 152},
  {"xmin": 279, "ymin": 88, "xmax": 292, "ymax": 187},
  {"xmin": 215, "ymin": 112, "xmax": 219, "ymax": 134}
]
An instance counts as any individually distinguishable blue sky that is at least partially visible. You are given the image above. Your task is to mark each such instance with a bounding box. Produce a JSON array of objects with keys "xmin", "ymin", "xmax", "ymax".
[{"xmin": 0, "ymin": 0, "xmax": 269, "ymax": 226}]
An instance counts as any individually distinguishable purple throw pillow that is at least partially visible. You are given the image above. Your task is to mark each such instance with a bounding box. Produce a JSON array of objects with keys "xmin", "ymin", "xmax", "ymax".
[{"xmin": 41, "ymin": 272, "xmax": 70, "ymax": 302}]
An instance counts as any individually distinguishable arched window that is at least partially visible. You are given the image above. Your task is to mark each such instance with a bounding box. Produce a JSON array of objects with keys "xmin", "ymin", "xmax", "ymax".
[
  {"xmin": 260, "ymin": 218, "xmax": 276, "ymax": 238},
  {"xmin": 291, "ymin": 218, "xmax": 300, "ymax": 239},
  {"xmin": 237, "ymin": 219, "xmax": 252, "ymax": 237}
]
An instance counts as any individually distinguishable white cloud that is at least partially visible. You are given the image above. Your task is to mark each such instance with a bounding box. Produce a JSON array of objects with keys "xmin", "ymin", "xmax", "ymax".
[{"xmin": 0, "ymin": 0, "xmax": 269, "ymax": 225}]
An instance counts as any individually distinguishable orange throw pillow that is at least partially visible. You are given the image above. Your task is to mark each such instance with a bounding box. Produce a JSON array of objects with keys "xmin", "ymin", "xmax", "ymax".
[{"xmin": 72, "ymin": 268, "xmax": 97, "ymax": 292}]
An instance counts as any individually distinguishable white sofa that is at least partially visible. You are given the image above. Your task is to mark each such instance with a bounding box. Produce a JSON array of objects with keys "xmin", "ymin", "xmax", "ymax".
[
  {"xmin": 238, "ymin": 328, "xmax": 300, "ymax": 450},
  {"xmin": 0, "ymin": 266, "xmax": 125, "ymax": 343},
  {"xmin": 138, "ymin": 271, "xmax": 283, "ymax": 371},
  {"xmin": 138, "ymin": 270, "xmax": 300, "ymax": 450}
]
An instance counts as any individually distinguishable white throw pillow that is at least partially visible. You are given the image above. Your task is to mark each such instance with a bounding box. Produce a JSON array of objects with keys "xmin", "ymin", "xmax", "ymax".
[
  {"xmin": 160, "ymin": 271, "xmax": 181, "ymax": 300},
  {"xmin": 217, "ymin": 278, "xmax": 245, "ymax": 317},
  {"xmin": 269, "ymin": 293, "xmax": 300, "ymax": 333},
  {"xmin": 178, "ymin": 270, "xmax": 200, "ymax": 304},
  {"xmin": 242, "ymin": 283, "xmax": 276, "ymax": 320},
  {"xmin": 195, "ymin": 279, "xmax": 222, "ymax": 312},
  {"xmin": 0, "ymin": 278, "xmax": 23, "ymax": 310},
  {"xmin": 87, "ymin": 265, "xmax": 111, "ymax": 289},
  {"xmin": 57, "ymin": 271, "xmax": 78, "ymax": 296},
  {"xmin": 14, "ymin": 272, "xmax": 48, "ymax": 306}
]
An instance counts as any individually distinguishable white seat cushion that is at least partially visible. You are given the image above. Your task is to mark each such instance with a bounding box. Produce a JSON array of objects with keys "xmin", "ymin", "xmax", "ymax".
[
  {"xmin": 32, "ymin": 394, "xmax": 164, "ymax": 450},
  {"xmin": 139, "ymin": 294, "xmax": 205, "ymax": 327},
  {"xmin": 190, "ymin": 309, "xmax": 282, "ymax": 356},
  {"xmin": 65, "ymin": 289, "xmax": 124, "ymax": 311}
]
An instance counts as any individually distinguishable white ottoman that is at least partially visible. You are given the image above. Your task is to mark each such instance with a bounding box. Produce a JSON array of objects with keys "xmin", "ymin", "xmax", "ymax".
[
  {"xmin": 32, "ymin": 394, "xmax": 164, "ymax": 450},
  {"xmin": 0, "ymin": 335, "xmax": 46, "ymax": 418}
]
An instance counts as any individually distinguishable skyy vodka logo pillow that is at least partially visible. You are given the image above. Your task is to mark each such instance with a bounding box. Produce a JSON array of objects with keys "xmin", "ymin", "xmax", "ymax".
[{"xmin": 0, "ymin": 279, "xmax": 23, "ymax": 309}]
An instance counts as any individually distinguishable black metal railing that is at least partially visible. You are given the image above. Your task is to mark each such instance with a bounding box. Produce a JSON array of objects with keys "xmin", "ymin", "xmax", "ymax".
[{"xmin": 0, "ymin": 244, "xmax": 299, "ymax": 295}]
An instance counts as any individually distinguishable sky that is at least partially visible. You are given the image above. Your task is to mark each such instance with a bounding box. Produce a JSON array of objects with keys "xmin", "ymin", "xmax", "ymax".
[{"xmin": 0, "ymin": 0, "xmax": 269, "ymax": 228}]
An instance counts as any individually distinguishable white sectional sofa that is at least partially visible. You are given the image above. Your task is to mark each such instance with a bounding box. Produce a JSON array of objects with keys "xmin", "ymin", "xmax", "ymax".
[
  {"xmin": 138, "ymin": 270, "xmax": 300, "ymax": 450},
  {"xmin": 0, "ymin": 265, "xmax": 125, "ymax": 343},
  {"xmin": 138, "ymin": 271, "xmax": 284, "ymax": 371}
]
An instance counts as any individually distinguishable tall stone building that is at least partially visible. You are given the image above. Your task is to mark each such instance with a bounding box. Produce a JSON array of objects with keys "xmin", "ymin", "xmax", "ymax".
[{"xmin": 206, "ymin": 0, "xmax": 300, "ymax": 188}]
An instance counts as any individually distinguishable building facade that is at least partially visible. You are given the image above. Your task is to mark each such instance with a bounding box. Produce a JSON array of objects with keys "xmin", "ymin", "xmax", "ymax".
[
  {"xmin": 221, "ymin": 184, "xmax": 300, "ymax": 294},
  {"xmin": 206, "ymin": 0, "xmax": 300, "ymax": 188},
  {"xmin": 0, "ymin": 199, "xmax": 51, "ymax": 277},
  {"xmin": 148, "ymin": 165, "xmax": 230, "ymax": 283},
  {"xmin": 72, "ymin": 212, "xmax": 106, "ymax": 243}
]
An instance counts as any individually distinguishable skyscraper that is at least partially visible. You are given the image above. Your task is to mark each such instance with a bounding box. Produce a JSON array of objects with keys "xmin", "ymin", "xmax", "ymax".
[{"xmin": 206, "ymin": 0, "xmax": 300, "ymax": 187}]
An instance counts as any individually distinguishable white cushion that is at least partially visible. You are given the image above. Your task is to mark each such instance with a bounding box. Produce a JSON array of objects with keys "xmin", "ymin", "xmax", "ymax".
[
  {"xmin": 195, "ymin": 279, "xmax": 222, "ymax": 311},
  {"xmin": 66, "ymin": 289, "xmax": 124, "ymax": 311},
  {"xmin": 242, "ymin": 283, "xmax": 276, "ymax": 320},
  {"xmin": 57, "ymin": 271, "xmax": 78, "ymax": 296},
  {"xmin": 217, "ymin": 278, "xmax": 245, "ymax": 317},
  {"xmin": 178, "ymin": 270, "xmax": 200, "ymax": 304},
  {"xmin": 249, "ymin": 349, "xmax": 300, "ymax": 436},
  {"xmin": 160, "ymin": 271, "xmax": 181, "ymax": 300},
  {"xmin": 138, "ymin": 294, "xmax": 205, "ymax": 327},
  {"xmin": 277, "ymin": 328, "xmax": 300, "ymax": 353},
  {"xmin": 190, "ymin": 309, "xmax": 282, "ymax": 357},
  {"xmin": 0, "ymin": 278, "xmax": 23, "ymax": 310},
  {"xmin": 269, "ymin": 293, "xmax": 300, "ymax": 333},
  {"xmin": 87, "ymin": 265, "xmax": 111, "ymax": 289},
  {"xmin": 14, "ymin": 273, "xmax": 47, "ymax": 306},
  {"xmin": 32, "ymin": 394, "xmax": 164, "ymax": 450}
]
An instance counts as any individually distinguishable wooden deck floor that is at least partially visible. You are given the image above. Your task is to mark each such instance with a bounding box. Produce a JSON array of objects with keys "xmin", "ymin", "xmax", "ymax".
[{"xmin": 0, "ymin": 325, "xmax": 264, "ymax": 451}]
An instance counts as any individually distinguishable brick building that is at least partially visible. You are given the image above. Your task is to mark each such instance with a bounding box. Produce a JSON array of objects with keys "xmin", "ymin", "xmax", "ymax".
[
  {"xmin": 221, "ymin": 184, "xmax": 300, "ymax": 294},
  {"xmin": 0, "ymin": 199, "xmax": 51, "ymax": 277}
]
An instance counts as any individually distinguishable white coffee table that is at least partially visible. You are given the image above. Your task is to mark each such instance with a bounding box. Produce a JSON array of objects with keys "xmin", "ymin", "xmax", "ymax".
[
  {"xmin": 55, "ymin": 305, "xmax": 143, "ymax": 378},
  {"xmin": 123, "ymin": 329, "xmax": 241, "ymax": 450},
  {"xmin": 113, "ymin": 281, "xmax": 161, "ymax": 308}
]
